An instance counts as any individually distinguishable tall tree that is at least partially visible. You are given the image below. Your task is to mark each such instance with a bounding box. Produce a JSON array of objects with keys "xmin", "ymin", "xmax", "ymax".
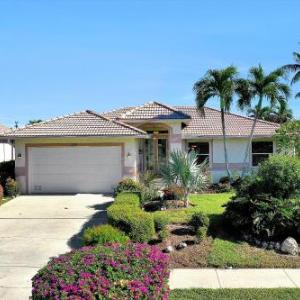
[
  {"xmin": 270, "ymin": 101, "xmax": 293, "ymax": 124},
  {"xmin": 237, "ymin": 65, "xmax": 290, "ymax": 175},
  {"xmin": 282, "ymin": 51, "xmax": 300, "ymax": 98},
  {"xmin": 193, "ymin": 66, "xmax": 238, "ymax": 180},
  {"xmin": 247, "ymin": 105, "xmax": 272, "ymax": 120}
]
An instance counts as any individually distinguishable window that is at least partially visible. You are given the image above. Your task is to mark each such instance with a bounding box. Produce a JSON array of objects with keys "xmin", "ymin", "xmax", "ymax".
[
  {"xmin": 252, "ymin": 141, "xmax": 273, "ymax": 166},
  {"xmin": 188, "ymin": 142, "xmax": 209, "ymax": 164}
]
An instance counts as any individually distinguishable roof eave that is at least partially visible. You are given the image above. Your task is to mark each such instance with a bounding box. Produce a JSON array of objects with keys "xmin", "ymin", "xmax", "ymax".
[
  {"xmin": 4, "ymin": 134, "xmax": 149, "ymax": 139},
  {"xmin": 182, "ymin": 134, "xmax": 276, "ymax": 139}
]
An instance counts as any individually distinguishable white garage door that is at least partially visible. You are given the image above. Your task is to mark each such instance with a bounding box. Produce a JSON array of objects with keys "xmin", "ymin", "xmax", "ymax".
[{"xmin": 28, "ymin": 146, "xmax": 122, "ymax": 194}]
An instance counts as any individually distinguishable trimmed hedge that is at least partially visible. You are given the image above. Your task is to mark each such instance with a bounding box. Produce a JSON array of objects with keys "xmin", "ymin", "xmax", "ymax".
[
  {"xmin": 83, "ymin": 224, "xmax": 129, "ymax": 246},
  {"xmin": 107, "ymin": 192, "xmax": 155, "ymax": 243},
  {"xmin": 32, "ymin": 243, "xmax": 170, "ymax": 300}
]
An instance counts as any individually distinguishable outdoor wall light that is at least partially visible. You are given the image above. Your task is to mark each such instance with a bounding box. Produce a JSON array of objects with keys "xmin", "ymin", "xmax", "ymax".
[
  {"xmin": 127, "ymin": 152, "xmax": 132, "ymax": 157},
  {"xmin": 17, "ymin": 153, "xmax": 22, "ymax": 158}
]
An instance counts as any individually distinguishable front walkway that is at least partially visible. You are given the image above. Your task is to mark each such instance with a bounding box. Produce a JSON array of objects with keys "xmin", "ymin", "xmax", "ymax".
[
  {"xmin": 0, "ymin": 194, "xmax": 113, "ymax": 300},
  {"xmin": 170, "ymin": 268, "xmax": 300, "ymax": 289}
]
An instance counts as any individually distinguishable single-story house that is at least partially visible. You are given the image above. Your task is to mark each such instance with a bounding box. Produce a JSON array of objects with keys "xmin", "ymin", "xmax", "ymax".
[
  {"xmin": 2, "ymin": 101, "xmax": 279, "ymax": 194},
  {"xmin": 0, "ymin": 123, "xmax": 14, "ymax": 163}
]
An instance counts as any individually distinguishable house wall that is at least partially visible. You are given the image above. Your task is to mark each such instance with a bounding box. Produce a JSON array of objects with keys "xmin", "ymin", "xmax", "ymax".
[
  {"xmin": 169, "ymin": 122, "xmax": 184, "ymax": 151},
  {"xmin": 185, "ymin": 137, "xmax": 275, "ymax": 183},
  {"xmin": 14, "ymin": 137, "xmax": 140, "ymax": 194},
  {"xmin": 0, "ymin": 142, "xmax": 14, "ymax": 162}
]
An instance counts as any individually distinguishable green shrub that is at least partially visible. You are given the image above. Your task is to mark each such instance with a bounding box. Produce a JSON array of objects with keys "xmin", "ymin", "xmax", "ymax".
[
  {"xmin": 196, "ymin": 226, "xmax": 208, "ymax": 242},
  {"xmin": 0, "ymin": 160, "xmax": 15, "ymax": 194},
  {"xmin": 5, "ymin": 178, "xmax": 19, "ymax": 198},
  {"xmin": 154, "ymin": 214, "xmax": 169, "ymax": 231},
  {"xmin": 114, "ymin": 192, "xmax": 141, "ymax": 207},
  {"xmin": 107, "ymin": 192, "xmax": 155, "ymax": 243},
  {"xmin": 83, "ymin": 224, "xmax": 129, "ymax": 246},
  {"xmin": 189, "ymin": 211, "xmax": 209, "ymax": 231},
  {"xmin": 154, "ymin": 215, "xmax": 169, "ymax": 241},
  {"xmin": 114, "ymin": 178, "xmax": 142, "ymax": 196},
  {"xmin": 257, "ymin": 155, "xmax": 300, "ymax": 199},
  {"xmin": 224, "ymin": 194, "xmax": 298, "ymax": 240},
  {"xmin": 158, "ymin": 227, "xmax": 169, "ymax": 240}
]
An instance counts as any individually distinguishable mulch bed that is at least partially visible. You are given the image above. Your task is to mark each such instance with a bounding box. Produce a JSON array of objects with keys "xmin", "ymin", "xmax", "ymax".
[{"xmin": 155, "ymin": 224, "xmax": 212, "ymax": 268}]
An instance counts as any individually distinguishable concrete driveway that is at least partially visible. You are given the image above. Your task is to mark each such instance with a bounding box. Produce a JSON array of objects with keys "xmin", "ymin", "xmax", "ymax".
[{"xmin": 0, "ymin": 194, "xmax": 113, "ymax": 300}]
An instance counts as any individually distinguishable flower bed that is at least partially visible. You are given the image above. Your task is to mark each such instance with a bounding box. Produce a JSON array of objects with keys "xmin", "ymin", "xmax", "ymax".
[{"xmin": 32, "ymin": 243, "xmax": 170, "ymax": 300}]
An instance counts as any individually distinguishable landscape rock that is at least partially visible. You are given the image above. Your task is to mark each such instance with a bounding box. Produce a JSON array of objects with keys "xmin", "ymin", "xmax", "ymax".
[
  {"xmin": 176, "ymin": 242, "xmax": 188, "ymax": 250},
  {"xmin": 164, "ymin": 245, "xmax": 174, "ymax": 253},
  {"xmin": 275, "ymin": 242, "xmax": 281, "ymax": 251},
  {"xmin": 254, "ymin": 238, "xmax": 261, "ymax": 246},
  {"xmin": 281, "ymin": 237, "xmax": 299, "ymax": 256},
  {"xmin": 261, "ymin": 241, "xmax": 268, "ymax": 249}
]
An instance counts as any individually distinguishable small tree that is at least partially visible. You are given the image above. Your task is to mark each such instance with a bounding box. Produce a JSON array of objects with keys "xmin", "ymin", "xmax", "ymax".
[
  {"xmin": 160, "ymin": 150, "xmax": 207, "ymax": 207},
  {"xmin": 275, "ymin": 120, "xmax": 300, "ymax": 157}
]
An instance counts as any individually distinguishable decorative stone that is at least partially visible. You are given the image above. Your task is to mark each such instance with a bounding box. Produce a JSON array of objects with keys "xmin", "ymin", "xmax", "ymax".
[
  {"xmin": 281, "ymin": 237, "xmax": 299, "ymax": 256},
  {"xmin": 275, "ymin": 242, "xmax": 281, "ymax": 251},
  {"xmin": 160, "ymin": 207, "xmax": 167, "ymax": 211},
  {"xmin": 267, "ymin": 242, "xmax": 274, "ymax": 250},
  {"xmin": 261, "ymin": 241, "xmax": 268, "ymax": 249},
  {"xmin": 254, "ymin": 239, "xmax": 261, "ymax": 246},
  {"xmin": 176, "ymin": 242, "xmax": 188, "ymax": 250},
  {"xmin": 164, "ymin": 246, "xmax": 174, "ymax": 253}
]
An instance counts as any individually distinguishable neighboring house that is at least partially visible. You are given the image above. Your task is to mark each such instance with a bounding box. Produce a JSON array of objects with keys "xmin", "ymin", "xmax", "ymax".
[
  {"xmin": 2, "ymin": 101, "xmax": 279, "ymax": 194},
  {"xmin": 0, "ymin": 123, "xmax": 14, "ymax": 163}
]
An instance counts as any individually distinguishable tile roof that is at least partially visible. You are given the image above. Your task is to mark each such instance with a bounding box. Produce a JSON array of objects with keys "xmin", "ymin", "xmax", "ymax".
[
  {"xmin": 3, "ymin": 110, "xmax": 147, "ymax": 138},
  {"xmin": 0, "ymin": 124, "xmax": 9, "ymax": 135},
  {"xmin": 103, "ymin": 101, "xmax": 191, "ymax": 120},
  {"xmin": 175, "ymin": 106, "xmax": 280, "ymax": 137}
]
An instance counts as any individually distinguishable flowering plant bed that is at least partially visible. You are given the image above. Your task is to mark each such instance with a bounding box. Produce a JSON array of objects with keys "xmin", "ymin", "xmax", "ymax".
[{"xmin": 32, "ymin": 243, "xmax": 170, "ymax": 300}]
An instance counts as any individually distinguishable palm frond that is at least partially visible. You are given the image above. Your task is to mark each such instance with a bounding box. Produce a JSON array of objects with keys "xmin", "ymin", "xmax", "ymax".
[{"xmin": 291, "ymin": 71, "xmax": 300, "ymax": 85}]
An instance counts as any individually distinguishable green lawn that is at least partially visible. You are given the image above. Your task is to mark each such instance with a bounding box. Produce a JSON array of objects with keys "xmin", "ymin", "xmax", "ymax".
[
  {"xmin": 153, "ymin": 192, "xmax": 233, "ymax": 223},
  {"xmin": 208, "ymin": 238, "xmax": 300, "ymax": 268},
  {"xmin": 170, "ymin": 288, "xmax": 300, "ymax": 300}
]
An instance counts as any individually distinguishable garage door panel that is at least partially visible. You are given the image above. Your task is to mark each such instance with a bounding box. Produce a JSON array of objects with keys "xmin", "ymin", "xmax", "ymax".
[{"xmin": 28, "ymin": 146, "xmax": 122, "ymax": 194}]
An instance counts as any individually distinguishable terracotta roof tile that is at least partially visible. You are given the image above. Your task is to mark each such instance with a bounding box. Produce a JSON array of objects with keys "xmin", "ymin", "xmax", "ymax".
[
  {"xmin": 4, "ymin": 110, "xmax": 147, "ymax": 138},
  {"xmin": 175, "ymin": 106, "xmax": 279, "ymax": 137},
  {"xmin": 0, "ymin": 124, "xmax": 9, "ymax": 135}
]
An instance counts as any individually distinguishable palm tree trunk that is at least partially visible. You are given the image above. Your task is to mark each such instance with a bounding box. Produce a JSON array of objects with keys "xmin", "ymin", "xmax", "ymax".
[
  {"xmin": 221, "ymin": 108, "xmax": 231, "ymax": 180},
  {"xmin": 184, "ymin": 189, "xmax": 189, "ymax": 207},
  {"xmin": 241, "ymin": 96, "xmax": 263, "ymax": 176}
]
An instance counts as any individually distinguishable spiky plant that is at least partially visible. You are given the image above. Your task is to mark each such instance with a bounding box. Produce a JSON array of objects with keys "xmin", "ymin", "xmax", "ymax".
[{"xmin": 160, "ymin": 150, "xmax": 208, "ymax": 207}]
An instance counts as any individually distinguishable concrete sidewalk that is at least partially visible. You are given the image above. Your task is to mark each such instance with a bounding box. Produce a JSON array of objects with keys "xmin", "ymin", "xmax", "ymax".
[{"xmin": 170, "ymin": 268, "xmax": 300, "ymax": 289}]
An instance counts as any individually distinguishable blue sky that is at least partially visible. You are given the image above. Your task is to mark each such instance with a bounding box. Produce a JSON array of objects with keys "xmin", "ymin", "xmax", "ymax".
[{"xmin": 0, "ymin": 0, "xmax": 299, "ymax": 127}]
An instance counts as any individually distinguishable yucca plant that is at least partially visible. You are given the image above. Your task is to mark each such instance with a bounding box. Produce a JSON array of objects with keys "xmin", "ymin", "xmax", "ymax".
[{"xmin": 160, "ymin": 150, "xmax": 208, "ymax": 207}]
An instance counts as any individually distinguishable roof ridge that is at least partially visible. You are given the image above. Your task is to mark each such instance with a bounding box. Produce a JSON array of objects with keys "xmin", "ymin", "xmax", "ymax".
[
  {"xmin": 119, "ymin": 102, "xmax": 147, "ymax": 118},
  {"xmin": 86, "ymin": 110, "xmax": 147, "ymax": 135}
]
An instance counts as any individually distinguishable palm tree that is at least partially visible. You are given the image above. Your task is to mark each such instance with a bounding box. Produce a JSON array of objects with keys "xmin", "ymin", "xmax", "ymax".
[
  {"xmin": 193, "ymin": 66, "xmax": 238, "ymax": 180},
  {"xmin": 270, "ymin": 100, "xmax": 293, "ymax": 124},
  {"xmin": 282, "ymin": 51, "xmax": 300, "ymax": 98},
  {"xmin": 247, "ymin": 105, "xmax": 272, "ymax": 120},
  {"xmin": 161, "ymin": 150, "xmax": 207, "ymax": 207},
  {"xmin": 237, "ymin": 65, "xmax": 290, "ymax": 175}
]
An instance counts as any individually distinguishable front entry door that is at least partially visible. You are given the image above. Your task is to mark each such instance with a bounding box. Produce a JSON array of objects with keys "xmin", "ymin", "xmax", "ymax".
[{"xmin": 144, "ymin": 135, "xmax": 168, "ymax": 173}]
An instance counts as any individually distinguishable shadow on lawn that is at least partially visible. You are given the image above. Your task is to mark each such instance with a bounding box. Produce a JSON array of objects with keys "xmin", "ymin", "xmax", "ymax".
[
  {"xmin": 67, "ymin": 200, "xmax": 113, "ymax": 249},
  {"xmin": 207, "ymin": 213, "xmax": 241, "ymax": 242}
]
